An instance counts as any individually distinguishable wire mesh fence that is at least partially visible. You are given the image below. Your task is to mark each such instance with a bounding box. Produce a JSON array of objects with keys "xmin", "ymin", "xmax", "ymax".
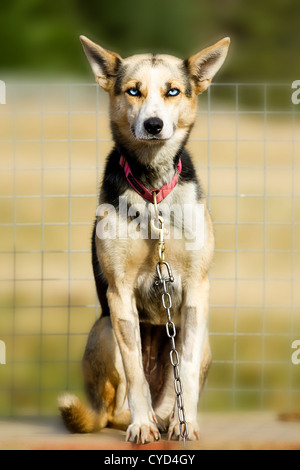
[{"xmin": 0, "ymin": 82, "xmax": 299, "ymax": 416}]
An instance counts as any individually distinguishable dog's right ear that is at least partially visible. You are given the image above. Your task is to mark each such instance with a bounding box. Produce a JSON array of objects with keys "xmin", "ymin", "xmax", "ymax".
[{"xmin": 80, "ymin": 36, "xmax": 122, "ymax": 92}]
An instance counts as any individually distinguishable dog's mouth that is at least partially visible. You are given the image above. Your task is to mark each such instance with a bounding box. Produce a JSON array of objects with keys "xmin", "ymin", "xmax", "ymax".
[
  {"xmin": 137, "ymin": 137, "xmax": 169, "ymax": 143},
  {"xmin": 130, "ymin": 126, "xmax": 175, "ymax": 143}
]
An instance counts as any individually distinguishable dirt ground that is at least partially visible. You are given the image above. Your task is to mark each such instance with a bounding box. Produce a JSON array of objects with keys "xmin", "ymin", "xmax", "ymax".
[{"xmin": 0, "ymin": 413, "xmax": 299, "ymax": 450}]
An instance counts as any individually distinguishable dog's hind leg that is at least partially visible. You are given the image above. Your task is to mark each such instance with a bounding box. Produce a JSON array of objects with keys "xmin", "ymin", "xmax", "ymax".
[{"xmin": 59, "ymin": 316, "xmax": 128, "ymax": 433}]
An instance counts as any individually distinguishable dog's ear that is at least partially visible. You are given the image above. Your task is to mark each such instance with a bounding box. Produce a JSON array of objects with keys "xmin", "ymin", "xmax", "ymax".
[
  {"xmin": 80, "ymin": 36, "xmax": 122, "ymax": 92},
  {"xmin": 185, "ymin": 37, "xmax": 230, "ymax": 94}
]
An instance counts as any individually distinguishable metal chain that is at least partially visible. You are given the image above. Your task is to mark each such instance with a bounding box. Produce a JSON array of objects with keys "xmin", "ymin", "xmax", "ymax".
[{"xmin": 152, "ymin": 193, "xmax": 189, "ymax": 443}]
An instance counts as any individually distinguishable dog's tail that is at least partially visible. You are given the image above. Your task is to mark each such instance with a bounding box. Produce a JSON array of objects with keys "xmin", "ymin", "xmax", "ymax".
[{"xmin": 58, "ymin": 394, "xmax": 108, "ymax": 434}]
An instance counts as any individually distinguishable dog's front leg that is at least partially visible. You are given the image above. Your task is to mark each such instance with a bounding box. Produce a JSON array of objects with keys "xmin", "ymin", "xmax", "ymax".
[
  {"xmin": 168, "ymin": 276, "xmax": 210, "ymax": 441},
  {"xmin": 107, "ymin": 286, "xmax": 160, "ymax": 444}
]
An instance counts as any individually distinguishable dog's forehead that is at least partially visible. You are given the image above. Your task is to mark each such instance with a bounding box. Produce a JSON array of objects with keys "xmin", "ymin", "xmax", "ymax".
[{"xmin": 122, "ymin": 53, "xmax": 185, "ymax": 81}]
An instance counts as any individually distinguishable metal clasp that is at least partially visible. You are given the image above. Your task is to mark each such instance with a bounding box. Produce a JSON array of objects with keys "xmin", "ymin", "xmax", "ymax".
[
  {"xmin": 151, "ymin": 192, "xmax": 168, "ymax": 263},
  {"xmin": 155, "ymin": 261, "xmax": 175, "ymax": 286}
]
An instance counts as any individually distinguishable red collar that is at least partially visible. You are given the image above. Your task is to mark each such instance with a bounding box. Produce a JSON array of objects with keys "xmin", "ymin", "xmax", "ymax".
[{"xmin": 119, "ymin": 155, "xmax": 182, "ymax": 204}]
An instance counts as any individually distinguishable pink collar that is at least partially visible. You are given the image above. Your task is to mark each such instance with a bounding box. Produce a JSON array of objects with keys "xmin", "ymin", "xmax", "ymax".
[{"xmin": 119, "ymin": 155, "xmax": 182, "ymax": 204}]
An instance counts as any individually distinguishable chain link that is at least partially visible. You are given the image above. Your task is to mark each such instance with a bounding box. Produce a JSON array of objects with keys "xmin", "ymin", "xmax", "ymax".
[
  {"xmin": 156, "ymin": 261, "xmax": 189, "ymax": 442},
  {"xmin": 152, "ymin": 192, "xmax": 189, "ymax": 443}
]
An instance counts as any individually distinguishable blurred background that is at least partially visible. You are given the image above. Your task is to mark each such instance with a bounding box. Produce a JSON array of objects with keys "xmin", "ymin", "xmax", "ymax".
[
  {"xmin": 0, "ymin": 0, "xmax": 300, "ymax": 82},
  {"xmin": 0, "ymin": 0, "xmax": 299, "ymax": 429}
]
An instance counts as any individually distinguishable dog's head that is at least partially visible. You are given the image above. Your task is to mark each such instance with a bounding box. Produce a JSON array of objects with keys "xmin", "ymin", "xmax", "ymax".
[{"xmin": 80, "ymin": 36, "xmax": 230, "ymax": 153}]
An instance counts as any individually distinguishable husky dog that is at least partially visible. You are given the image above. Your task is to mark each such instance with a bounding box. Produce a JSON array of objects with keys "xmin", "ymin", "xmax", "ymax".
[{"xmin": 59, "ymin": 35, "xmax": 230, "ymax": 444}]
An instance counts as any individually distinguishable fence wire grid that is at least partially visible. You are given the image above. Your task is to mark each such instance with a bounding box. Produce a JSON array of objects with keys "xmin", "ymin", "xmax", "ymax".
[{"xmin": 0, "ymin": 82, "xmax": 299, "ymax": 417}]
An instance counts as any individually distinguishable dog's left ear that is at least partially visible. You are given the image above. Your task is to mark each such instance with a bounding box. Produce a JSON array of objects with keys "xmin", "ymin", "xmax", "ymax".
[
  {"xmin": 185, "ymin": 37, "xmax": 230, "ymax": 94},
  {"xmin": 80, "ymin": 36, "xmax": 123, "ymax": 92}
]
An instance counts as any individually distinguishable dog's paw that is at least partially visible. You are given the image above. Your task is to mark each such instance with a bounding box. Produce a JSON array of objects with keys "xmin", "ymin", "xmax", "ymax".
[
  {"xmin": 167, "ymin": 419, "xmax": 200, "ymax": 441},
  {"xmin": 126, "ymin": 422, "xmax": 160, "ymax": 444}
]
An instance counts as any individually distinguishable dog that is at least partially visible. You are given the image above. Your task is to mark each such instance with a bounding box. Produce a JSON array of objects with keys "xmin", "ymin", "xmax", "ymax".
[{"xmin": 58, "ymin": 35, "xmax": 230, "ymax": 443}]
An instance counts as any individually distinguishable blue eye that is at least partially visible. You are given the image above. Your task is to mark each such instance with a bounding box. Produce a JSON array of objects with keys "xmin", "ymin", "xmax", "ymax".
[
  {"xmin": 127, "ymin": 88, "xmax": 141, "ymax": 97},
  {"xmin": 167, "ymin": 88, "xmax": 180, "ymax": 97}
]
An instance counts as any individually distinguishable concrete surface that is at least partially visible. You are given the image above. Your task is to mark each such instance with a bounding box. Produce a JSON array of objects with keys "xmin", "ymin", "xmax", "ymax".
[{"xmin": 0, "ymin": 413, "xmax": 299, "ymax": 450}]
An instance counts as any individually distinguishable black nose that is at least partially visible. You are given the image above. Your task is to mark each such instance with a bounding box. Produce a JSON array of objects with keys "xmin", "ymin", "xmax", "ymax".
[{"xmin": 144, "ymin": 117, "xmax": 164, "ymax": 135}]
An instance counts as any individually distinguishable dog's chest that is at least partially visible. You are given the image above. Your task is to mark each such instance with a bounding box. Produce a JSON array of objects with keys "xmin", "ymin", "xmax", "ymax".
[
  {"xmin": 119, "ymin": 193, "xmax": 188, "ymax": 324},
  {"xmin": 134, "ymin": 244, "xmax": 184, "ymax": 325},
  {"xmin": 97, "ymin": 183, "xmax": 207, "ymax": 323}
]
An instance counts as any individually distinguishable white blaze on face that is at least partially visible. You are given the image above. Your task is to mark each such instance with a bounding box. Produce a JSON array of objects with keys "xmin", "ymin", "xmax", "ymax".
[{"xmin": 132, "ymin": 67, "xmax": 178, "ymax": 141}]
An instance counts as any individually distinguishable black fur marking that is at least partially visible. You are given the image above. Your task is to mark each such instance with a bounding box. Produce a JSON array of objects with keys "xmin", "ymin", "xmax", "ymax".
[
  {"xmin": 165, "ymin": 82, "xmax": 172, "ymax": 92},
  {"xmin": 114, "ymin": 64, "xmax": 128, "ymax": 95},
  {"xmin": 113, "ymin": 56, "xmax": 122, "ymax": 74},
  {"xmin": 99, "ymin": 147, "xmax": 129, "ymax": 209},
  {"xmin": 135, "ymin": 81, "xmax": 142, "ymax": 91},
  {"xmin": 181, "ymin": 61, "xmax": 193, "ymax": 98},
  {"xmin": 183, "ymin": 58, "xmax": 190, "ymax": 71},
  {"xmin": 92, "ymin": 222, "xmax": 110, "ymax": 317},
  {"xmin": 151, "ymin": 53, "xmax": 159, "ymax": 66}
]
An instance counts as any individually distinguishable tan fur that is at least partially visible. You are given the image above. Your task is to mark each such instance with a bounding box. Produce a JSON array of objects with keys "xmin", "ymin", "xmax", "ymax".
[
  {"xmin": 58, "ymin": 394, "xmax": 108, "ymax": 433},
  {"xmin": 59, "ymin": 36, "xmax": 230, "ymax": 443}
]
